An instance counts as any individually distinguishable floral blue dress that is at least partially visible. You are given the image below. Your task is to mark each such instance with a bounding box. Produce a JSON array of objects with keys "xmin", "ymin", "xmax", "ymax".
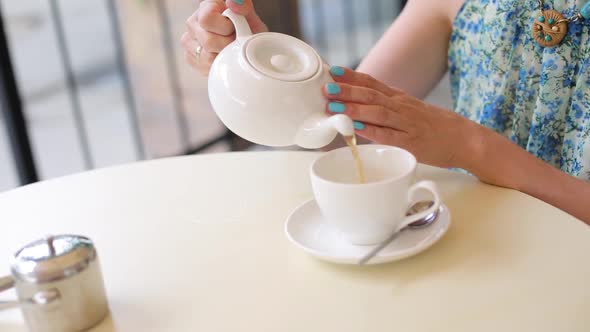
[{"xmin": 448, "ymin": 0, "xmax": 590, "ymax": 179}]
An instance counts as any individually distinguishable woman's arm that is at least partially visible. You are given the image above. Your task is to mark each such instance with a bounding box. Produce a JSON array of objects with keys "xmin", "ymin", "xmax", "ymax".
[
  {"xmin": 357, "ymin": 0, "xmax": 464, "ymax": 98},
  {"xmin": 466, "ymin": 126, "xmax": 590, "ymax": 223},
  {"xmin": 327, "ymin": 0, "xmax": 589, "ymax": 222},
  {"xmin": 324, "ymin": 0, "xmax": 463, "ymax": 149},
  {"xmin": 322, "ymin": 68, "xmax": 590, "ymax": 225}
]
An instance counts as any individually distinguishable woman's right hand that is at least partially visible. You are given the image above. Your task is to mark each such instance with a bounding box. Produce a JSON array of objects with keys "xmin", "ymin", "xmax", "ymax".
[{"xmin": 181, "ymin": 0, "xmax": 268, "ymax": 76}]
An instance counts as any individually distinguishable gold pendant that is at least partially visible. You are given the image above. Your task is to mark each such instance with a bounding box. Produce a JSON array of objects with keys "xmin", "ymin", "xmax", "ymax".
[{"xmin": 532, "ymin": 10, "xmax": 568, "ymax": 47}]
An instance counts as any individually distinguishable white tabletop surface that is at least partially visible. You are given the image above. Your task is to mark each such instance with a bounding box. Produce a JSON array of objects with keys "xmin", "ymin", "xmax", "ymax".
[{"xmin": 0, "ymin": 151, "xmax": 588, "ymax": 331}]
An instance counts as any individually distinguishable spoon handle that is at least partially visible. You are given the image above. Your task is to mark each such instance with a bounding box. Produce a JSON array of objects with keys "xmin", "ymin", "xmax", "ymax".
[{"xmin": 358, "ymin": 228, "xmax": 405, "ymax": 266}]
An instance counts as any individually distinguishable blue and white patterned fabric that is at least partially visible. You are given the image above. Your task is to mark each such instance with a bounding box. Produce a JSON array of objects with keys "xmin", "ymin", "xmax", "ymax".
[{"xmin": 448, "ymin": 0, "xmax": 590, "ymax": 179}]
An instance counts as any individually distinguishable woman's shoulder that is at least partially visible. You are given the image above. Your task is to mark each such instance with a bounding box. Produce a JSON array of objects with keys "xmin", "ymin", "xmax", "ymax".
[{"xmin": 407, "ymin": 0, "xmax": 465, "ymax": 26}]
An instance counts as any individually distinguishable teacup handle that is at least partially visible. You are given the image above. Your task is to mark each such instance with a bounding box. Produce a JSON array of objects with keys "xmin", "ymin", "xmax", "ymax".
[{"xmin": 397, "ymin": 181, "xmax": 440, "ymax": 231}]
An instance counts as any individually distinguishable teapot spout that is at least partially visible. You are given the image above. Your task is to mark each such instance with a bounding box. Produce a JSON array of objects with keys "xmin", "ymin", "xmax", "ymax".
[
  {"xmin": 295, "ymin": 113, "xmax": 354, "ymax": 149},
  {"xmin": 326, "ymin": 113, "xmax": 355, "ymax": 137}
]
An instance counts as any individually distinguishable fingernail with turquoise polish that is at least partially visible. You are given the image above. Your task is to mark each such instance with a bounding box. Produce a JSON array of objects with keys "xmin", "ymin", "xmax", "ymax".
[
  {"xmin": 328, "ymin": 102, "xmax": 345, "ymax": 113},
  {"xmin": 326, "ymin": 83, "xmax": 340, "ymax": 95},
  {"xmin": 353, "ymin": 121, "xmax": 365, "ymax": 130},
  {"xmin": 330, "ymin": 66, "xmax": 345, "ymax": 77},
  {"xmin": 232, "ymin": 0, "xmax": 244, "ymax": 5}
]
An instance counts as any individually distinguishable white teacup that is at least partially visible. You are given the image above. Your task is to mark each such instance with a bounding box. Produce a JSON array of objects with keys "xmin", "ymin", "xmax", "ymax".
[{"xmin": 310, "ymin": 145, "xmax": 441, "ymax": 245}]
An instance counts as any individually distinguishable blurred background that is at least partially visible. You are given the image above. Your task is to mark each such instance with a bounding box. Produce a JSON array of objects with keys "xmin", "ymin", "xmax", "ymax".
[{"xmin": 0, "ymin": 0, "xmax": 452, "ymax": 192}]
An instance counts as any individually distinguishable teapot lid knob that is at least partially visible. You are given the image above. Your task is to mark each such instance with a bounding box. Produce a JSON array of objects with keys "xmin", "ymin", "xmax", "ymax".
[{"xmin": 270, "ymin": 54, "xmax": 293, "ymax": 72}]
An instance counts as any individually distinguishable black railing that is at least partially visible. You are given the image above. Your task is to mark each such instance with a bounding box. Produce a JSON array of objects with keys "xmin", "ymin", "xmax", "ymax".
[
  {"xmin": 48, "ymin": 0, "xmax": 94, "ymax": 169},
  {"xmin": 155, "ymin": 0, "xmax": 191, "ymax": 153},
  {"xmin": 105, "ymin": 0, "xmax": 146, "ymax": 160},
  {"xmin": 0, "ymin": 9, "xmax": 38, "ymax": 184},
  {"xmin": 0, "ymin": 0, "xmax": 405, "ymax": 188}
]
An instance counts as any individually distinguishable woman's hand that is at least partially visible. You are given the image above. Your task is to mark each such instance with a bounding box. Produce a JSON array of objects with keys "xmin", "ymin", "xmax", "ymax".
[
  {"xmin": 324, "ymin": 66, "xmax": 590, "ymax": 224},
  {"xmin": 324, "ymin": 66, "xmax": 481, "ymax": 169},
  {"xmin": 181, "ymin": 0, "xmax": 267, "ymax": 76}
]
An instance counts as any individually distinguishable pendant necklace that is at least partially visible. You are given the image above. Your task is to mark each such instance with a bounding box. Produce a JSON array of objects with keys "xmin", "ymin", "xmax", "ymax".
[{"xmin": 532, "ymin": 0, "xmax": 590, "ymax": 47}]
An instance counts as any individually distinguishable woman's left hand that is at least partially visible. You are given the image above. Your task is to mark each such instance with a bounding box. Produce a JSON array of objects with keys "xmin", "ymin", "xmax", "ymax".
[{"xmin": 324, "ymin": 66, "xmax": 482, "ymax": 169}]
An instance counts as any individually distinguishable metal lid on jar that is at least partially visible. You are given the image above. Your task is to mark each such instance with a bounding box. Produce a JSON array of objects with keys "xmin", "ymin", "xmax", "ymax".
[
  {"xmin": 10, "ymin": 235, "xmax": 97, "ymax": 283},
  {"xmin": 244, "ymin": 33, "xmax": 320, "ymax": 82}
]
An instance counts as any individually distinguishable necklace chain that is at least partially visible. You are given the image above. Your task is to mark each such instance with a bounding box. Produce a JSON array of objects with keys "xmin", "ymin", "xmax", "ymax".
[{"xmin": 537, "ymin": 0, "xmax": 584, "ymax": 23}]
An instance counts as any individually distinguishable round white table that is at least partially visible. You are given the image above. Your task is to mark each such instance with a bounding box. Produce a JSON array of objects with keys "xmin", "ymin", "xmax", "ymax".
[{"xmin": 0, "ymin": 151, "xmax": 588, "ymax": 331}]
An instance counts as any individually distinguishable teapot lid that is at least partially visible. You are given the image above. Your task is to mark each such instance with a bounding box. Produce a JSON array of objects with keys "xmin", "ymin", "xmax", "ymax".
[
  {"xmin": 10, "ymin": 235, "xmax": 96, "ymax": 283},
  {"xmin": 244, "ymin": 33, "xmax": 320, "ymax": 82}
]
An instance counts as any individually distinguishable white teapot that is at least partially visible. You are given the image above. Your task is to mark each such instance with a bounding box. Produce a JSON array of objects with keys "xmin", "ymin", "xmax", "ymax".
[{"xmin": 208, "ymin": 9, "xmax": 354, "ymax": 149}]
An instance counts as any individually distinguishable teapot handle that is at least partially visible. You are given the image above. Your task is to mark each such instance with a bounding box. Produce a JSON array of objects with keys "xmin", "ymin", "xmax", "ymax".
[{"xmin": 223, "ymin": 9, "xmax": 253, "ymax": 41}]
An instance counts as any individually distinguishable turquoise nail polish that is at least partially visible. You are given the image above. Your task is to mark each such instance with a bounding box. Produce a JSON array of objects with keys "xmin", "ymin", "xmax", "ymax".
[
  {"xmin": 328, "ymin": 102, "xmax": 345, "ymax": 113},
  {"xmin": 326, "ymin": 83, "xmax": 340, "ymax": 95},
  {"xmin": 233, "ymin": 0, "xmax": 244, "ymax": 4},
  {"xmin": 330, "ymin": 66, "xmax": 345, "ymax": 77},
  {"xmin": 353, "ymin": 121, "xmax": 365, "ymax": 130}
]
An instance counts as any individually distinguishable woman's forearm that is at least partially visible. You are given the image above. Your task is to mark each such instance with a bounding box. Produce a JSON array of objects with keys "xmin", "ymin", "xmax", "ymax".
[
  {"xmin": 461, "ymin": 124, "xmax": 590, "ymax": 224},
  {"xmin": 356, "ymin": 0, "xmax": 454, "ymax": 98}
]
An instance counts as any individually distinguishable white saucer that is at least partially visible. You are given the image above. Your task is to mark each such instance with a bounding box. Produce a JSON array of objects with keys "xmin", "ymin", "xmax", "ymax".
[{"xmin": 285, "ymin": 199, "xmax": 451, "ymax": 265}]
